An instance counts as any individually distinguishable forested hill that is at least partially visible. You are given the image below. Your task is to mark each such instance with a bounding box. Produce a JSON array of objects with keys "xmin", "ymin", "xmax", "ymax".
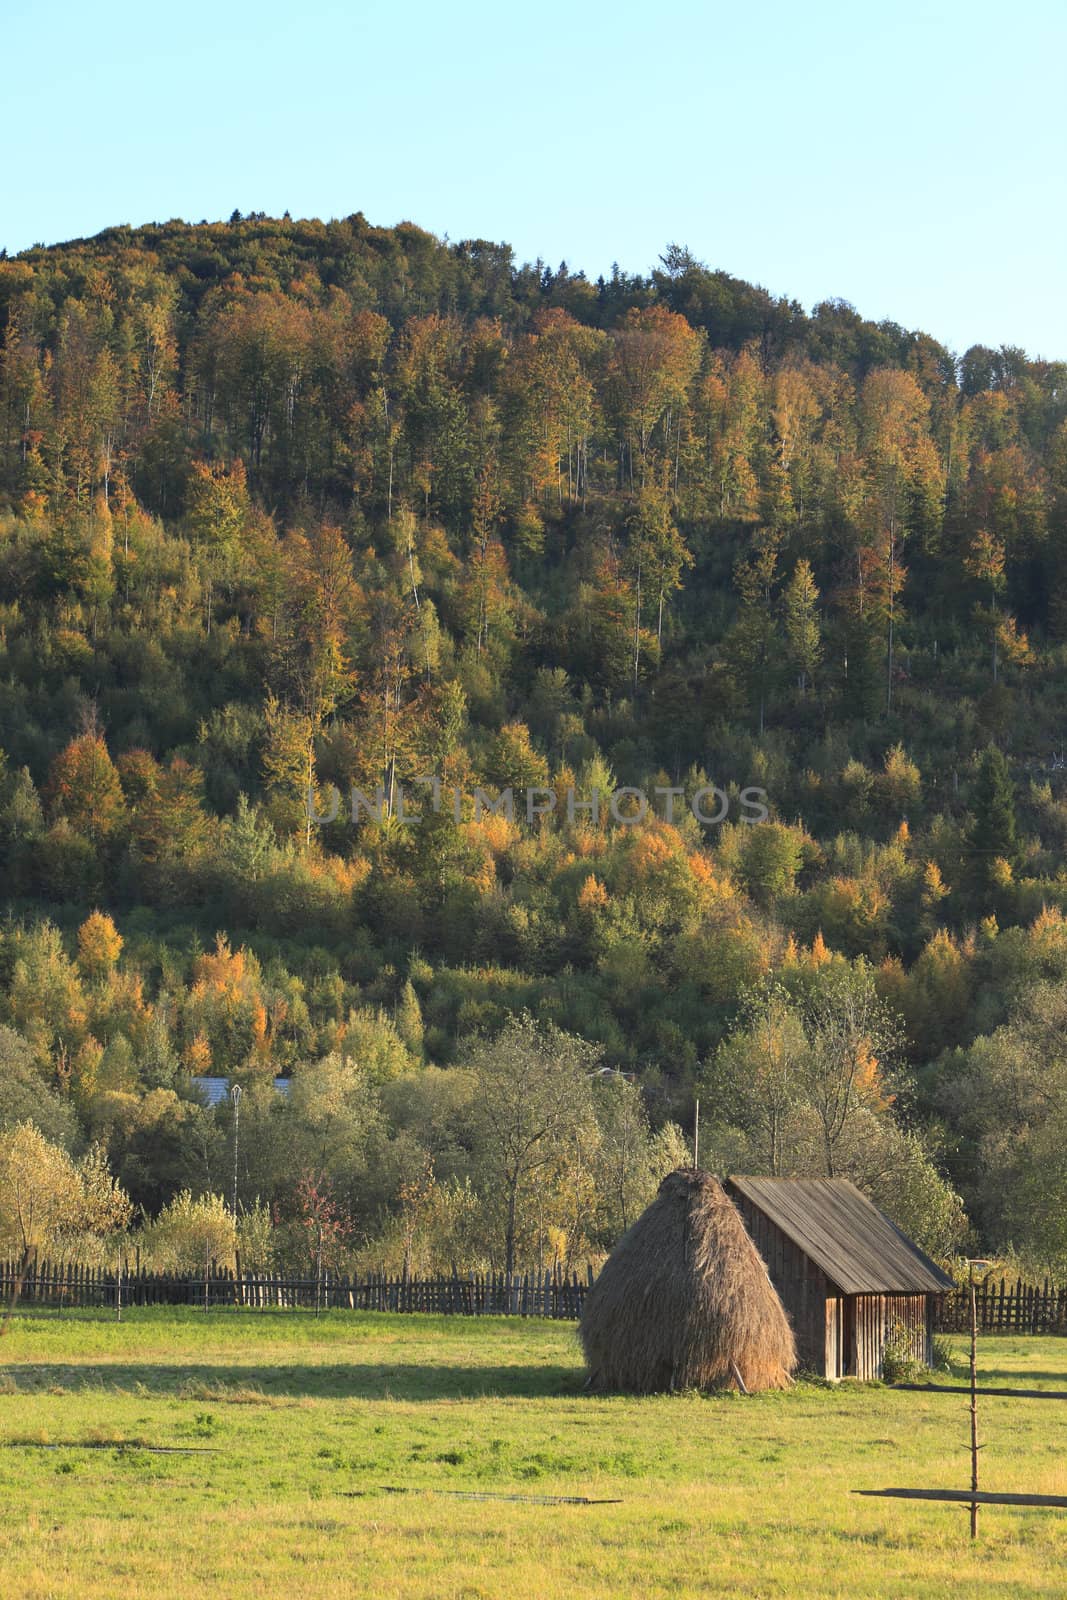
[
  {"xmin": 2, "ymin": 211, "xmax": 1067, "ymax": 1270},
  {"xmin": 2, "ymin": 213, "xmax": 969, "ymax": 375}
]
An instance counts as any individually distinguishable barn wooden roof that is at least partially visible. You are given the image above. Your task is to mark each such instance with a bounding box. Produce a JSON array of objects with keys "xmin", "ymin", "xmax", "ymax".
[{"xmin": 725, "ymin": 1176, "xmax": 955, "ymax": 1295}]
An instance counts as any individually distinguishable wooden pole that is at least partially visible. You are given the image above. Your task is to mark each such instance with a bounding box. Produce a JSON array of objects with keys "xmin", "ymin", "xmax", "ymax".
[
  {"xmin": 970, "ymin": 1264, "xmax": 980, "ymax": 1540},
  {"xmin": 693, "ymin": 1098, "xmax": 700, "ymax": 1169},
  {"xmin": 230, "ymin": 1083, "xmax": 242, "ymax": 1222}
]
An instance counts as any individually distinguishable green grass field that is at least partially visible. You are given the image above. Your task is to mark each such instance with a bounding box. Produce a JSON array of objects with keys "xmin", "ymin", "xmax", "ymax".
[{"xmin": 0, "ymin": 1309, "xmax": 1065, "ymax": 1599}]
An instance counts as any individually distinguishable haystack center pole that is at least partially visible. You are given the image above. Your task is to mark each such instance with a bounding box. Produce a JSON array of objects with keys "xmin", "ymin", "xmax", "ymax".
[{"xmin": 693, "ymin": 1098, "xmax": 700, "ymax": 1169}]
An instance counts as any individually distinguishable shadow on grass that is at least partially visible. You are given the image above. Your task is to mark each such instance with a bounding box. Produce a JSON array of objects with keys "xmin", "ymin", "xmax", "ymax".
[
  {"xmin": 924, "ymin": 1363, "xmax": 1067, "ymax": 1385},
  {"xmin": 974, "ymin": 1368, "xmax": 1067, "ymax": 1384},
  {"xmin": 0, "ymin": 1361, "xmax": 586, "ymax": 1401}
]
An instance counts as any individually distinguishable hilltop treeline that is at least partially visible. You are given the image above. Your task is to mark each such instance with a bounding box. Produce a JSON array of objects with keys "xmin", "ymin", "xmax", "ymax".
[{"xmin": 1, "ymin": 213, "xmax": 1066, "ymax": 1273}]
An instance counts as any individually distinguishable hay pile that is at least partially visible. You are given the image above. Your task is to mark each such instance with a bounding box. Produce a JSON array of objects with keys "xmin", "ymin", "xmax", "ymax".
[{"xmin": 579, "ymin": 1168, "xmax": 796, "ymax": 1393}]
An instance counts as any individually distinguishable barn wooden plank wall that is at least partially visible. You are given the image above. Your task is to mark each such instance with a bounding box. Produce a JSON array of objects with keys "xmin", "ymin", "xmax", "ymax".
[
  {"xmin": 728, "ymin": 1196, "xmax": 833, "ymax": 1371},
  {"xmin": 849, "ymin": 1293, "xmax": 931, "ymax": 1377}
]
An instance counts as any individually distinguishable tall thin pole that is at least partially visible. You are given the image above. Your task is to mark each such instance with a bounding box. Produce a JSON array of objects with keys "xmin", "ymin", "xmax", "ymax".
[
  {"xmin": 230, "ymin": 1083, "xmax": 242, "ymax": 1223},
  {"xmin": 970, "ymin": 1263, "xmax": 980, "ymax": 1540},
  {"xmin": 693, "ymin": 1097, "xmax": 700, "ymax": 1169}
]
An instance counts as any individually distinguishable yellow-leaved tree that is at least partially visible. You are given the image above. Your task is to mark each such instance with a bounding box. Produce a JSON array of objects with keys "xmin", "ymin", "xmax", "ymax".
[
  {"xmin": 0, "ymin": 1125, "xmax": 133, "ymax": 1325},
  {"xmin": 141, "ymin": 1192, "xmax": 236, "ymax": 1273},
  {"xmin": 76, "ymin": 910, "xmax": 123, "ymax": 982}
]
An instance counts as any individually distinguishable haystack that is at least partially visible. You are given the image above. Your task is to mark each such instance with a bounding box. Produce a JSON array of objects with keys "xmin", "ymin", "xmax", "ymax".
[{"xmin": 579, "ymin": 1168, "xmax": 797, "ymax": 1393}]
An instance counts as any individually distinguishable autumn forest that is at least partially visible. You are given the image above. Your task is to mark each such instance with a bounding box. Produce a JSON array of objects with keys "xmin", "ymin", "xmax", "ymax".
[{"xmin": 1, "ymin": 211, "xmax": 1066, "ymax": 1279}]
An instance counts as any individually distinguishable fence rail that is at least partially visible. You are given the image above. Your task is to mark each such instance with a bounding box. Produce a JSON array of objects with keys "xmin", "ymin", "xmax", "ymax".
[
  {"xmin": 3, "ymin": 1261, "xmax": 1065, "ymax": 1334},
  {"xmin": 0, "ymin": 1258, "xmax": 593, "ymax": 1318}
]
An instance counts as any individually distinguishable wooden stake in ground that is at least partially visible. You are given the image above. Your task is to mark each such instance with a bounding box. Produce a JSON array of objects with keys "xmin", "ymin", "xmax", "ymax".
[
  {"xmin": 965, "ymin": 1257, "xmax": 992, "ymax": 1540},
  {"xmin": 970, "ymin": 1264, "xmax": 979, "ymax": 1539}
]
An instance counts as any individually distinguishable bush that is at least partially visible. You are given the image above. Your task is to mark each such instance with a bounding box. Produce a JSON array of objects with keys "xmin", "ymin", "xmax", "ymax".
[
  {"xmin": 140, "ymin": 1190, "xmax": 235, "ymax": 1272},
  {"xmin": 880, "ymin": 1318, "xmax": 922, "ymax": 1384},
  {"xmin": 930, "ymin": 1334, "xmax": 954, "ymax": 1374}
]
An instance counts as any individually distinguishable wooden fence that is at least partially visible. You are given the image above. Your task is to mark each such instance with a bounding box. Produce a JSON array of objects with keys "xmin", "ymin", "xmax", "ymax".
[
  {"xmin": 935, "ymin": 1278, "xmax": 1067, "ymax": 1335},
  {"xmin": 4, "ymin": 1260, "xmax": 1065, "ymax": 1333},
  {"xmin": 0, "ymin": 1257, "xmax": 593, "ymax": 1319}
]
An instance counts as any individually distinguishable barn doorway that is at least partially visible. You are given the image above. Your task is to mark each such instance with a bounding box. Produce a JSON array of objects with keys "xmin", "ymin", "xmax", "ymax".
[{"xmin": 842, "ymin": 1297, "xmax": 856, "ymax": 1377}]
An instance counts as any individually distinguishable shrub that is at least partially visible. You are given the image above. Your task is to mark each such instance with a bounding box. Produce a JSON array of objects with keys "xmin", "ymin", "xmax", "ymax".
[
  {"xmin": 881, "ymin": 1318, "xmax": 921, "ymax": 1384},
  {"xmin": 141, "ymin": 1191, "xmax": 235, "ymax": 1272},
  {"xmin": 930, "ymin": 1334, "xmax": 954, "ymax": 1374}
]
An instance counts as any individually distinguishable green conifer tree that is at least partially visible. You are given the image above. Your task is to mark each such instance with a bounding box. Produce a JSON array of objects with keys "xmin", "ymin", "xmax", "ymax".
[{"xmin": 969, "ymin": 744, "xmax": 1018, "ymax": 875}]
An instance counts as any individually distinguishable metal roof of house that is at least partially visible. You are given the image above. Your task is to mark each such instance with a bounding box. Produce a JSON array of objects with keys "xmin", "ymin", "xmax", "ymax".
[
  {"xmin": 191, "ymin": 1075, "xmax": 230, "ymax": 1106},
  {"xmin": 191, "ymin": 1075, "xmax": 291, "ymax": 1105},
  {"xmin": 725, "ymin": 1175, "xmax": 955, "ymax": 1295}
]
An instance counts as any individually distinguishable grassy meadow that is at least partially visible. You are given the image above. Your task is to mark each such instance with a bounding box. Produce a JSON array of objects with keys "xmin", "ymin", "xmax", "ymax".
[{"xmin": 0, "ymin": 1309, "xmax": 1065, "ymax": 1598}]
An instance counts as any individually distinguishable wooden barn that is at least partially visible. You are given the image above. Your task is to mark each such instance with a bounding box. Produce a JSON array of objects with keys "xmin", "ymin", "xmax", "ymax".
[{"xmin": 724, "ymin": 1176, "xmax": 954, "ymax": 1380}]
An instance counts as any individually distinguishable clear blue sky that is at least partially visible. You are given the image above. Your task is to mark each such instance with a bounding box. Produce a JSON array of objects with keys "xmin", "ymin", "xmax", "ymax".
[{"xmin": 5, "ymin": 0, "xmax": 1065, "ymax": 360}]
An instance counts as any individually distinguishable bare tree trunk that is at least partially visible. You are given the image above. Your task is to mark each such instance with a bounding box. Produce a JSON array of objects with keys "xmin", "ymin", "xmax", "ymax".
[{"xmin": 633, "ymin": 563, "xmax": 642, "ymax": 697}]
